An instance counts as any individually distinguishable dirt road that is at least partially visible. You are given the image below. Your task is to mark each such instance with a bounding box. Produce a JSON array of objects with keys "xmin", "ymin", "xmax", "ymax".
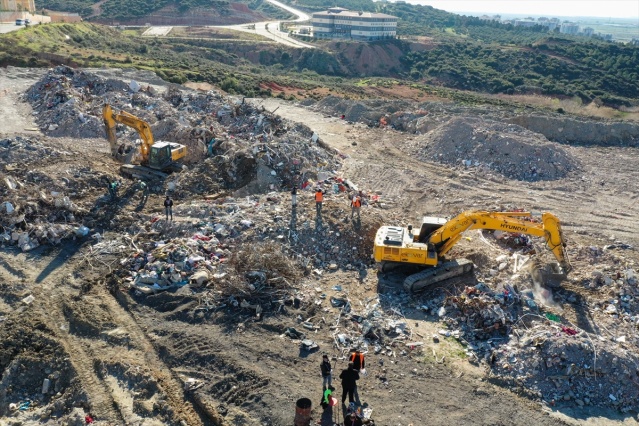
[{"xmin": 1, "ymin": 68, "xmax": 637, "ymax": 425}]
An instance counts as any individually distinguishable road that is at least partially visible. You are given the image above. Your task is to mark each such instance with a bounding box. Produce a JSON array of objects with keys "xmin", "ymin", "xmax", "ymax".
[
  {"xmin": 140, "ymin": 0, "xmax": 314, "ymax": 48},
  {"xmin": 0, "ymin": 23, "xmax": 24, "ymax": 34},
  {"xmin": 221, "ymin": 0, "xmax": 313, "ymax": 48}
]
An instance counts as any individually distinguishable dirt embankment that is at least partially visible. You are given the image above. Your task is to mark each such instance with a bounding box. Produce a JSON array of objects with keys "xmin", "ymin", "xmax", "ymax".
[
  {"xmin": 92, "ymin": 3, "xmax": 267, "ymax": 26},
  {"xmin": 507, "ymin": 115, "xmax": 639, "ymax": 147}
]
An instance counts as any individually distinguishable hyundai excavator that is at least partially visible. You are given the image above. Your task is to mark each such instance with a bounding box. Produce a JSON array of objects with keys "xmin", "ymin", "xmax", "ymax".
[
  {"xmin": 373, "ymin": 210, "xmax": 571, "ymax": 293},
  {"xmin": 103, "ymin": 104, "xmax": 187, "ymax": 179}
]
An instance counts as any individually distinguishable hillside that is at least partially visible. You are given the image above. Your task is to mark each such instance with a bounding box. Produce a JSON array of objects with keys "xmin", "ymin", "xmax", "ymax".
[
  {"xmin": 3, "ymin": 21, "xmax": 638, "ymax": 113},
  {"xmin": 34, "ymin": 0, "xmax": 292, "ymax": 23}
]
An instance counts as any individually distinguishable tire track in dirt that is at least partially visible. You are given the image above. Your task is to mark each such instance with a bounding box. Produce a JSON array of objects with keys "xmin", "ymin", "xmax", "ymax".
[
  {"xmin": 96, "ymin": 287, "xmax": 209, "ymax": 425},
  {"xmin": 0, "ymin": 248, "xmax": 209, "ymax": 425},
  {"xmin": 0, "ymin": 252, "xmax": 124, "ymax": 423}
]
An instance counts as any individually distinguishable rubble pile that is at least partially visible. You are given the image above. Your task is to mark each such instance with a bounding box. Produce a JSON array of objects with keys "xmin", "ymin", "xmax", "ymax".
[
  {"xmin": 117, "ymin": 187, "xmax": 380, "ymax": 310},
  {"xmin": 24, "ymin": 67, "xmax": 341, "ymax": 195},
  {"xmin": 428, "ymin": 239, "xmax": 639, "ymax": 413},
  {"xmin": 412, "ymin": 117, "xmax": 577, "ymax": 181},
  {"xmin": 0, "ymin": 136, "xmax": 96, "ymax": 251},
  {"xmin": 310, "ymin": 95, "xmax": 411, "ymax": 124}
]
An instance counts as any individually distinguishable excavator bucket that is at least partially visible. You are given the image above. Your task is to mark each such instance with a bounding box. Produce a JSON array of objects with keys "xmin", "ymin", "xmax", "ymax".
[{"xmin": 530, "ymin": 262, "xmax": 568, "ymax": 288}]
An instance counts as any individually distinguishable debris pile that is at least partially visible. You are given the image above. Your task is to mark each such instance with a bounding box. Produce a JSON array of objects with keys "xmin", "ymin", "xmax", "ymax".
[
  {"xmin": 429, "ymin": 241, "xmax": 639, "ymax": 413},
  {"xmin": 0, "ymin": 136, "xmax": 96, "ymax": 251},
  {"xmin": 24, "ymin": 66, "xmax": 341, "ymax": 196},
  {"xmin": 116, "ymin": 187, "xmax": 378, "ymax": 312},
  {"xmin": 412, "ymin": 117, "xmax": 577, "ymax": 181}
]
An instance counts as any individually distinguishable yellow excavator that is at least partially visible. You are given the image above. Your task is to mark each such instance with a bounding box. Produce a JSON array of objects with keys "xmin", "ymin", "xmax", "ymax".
[
  {"xmin": 373, "ymin": 210, "xmax": 571, "ymax": 292},
  {"xmin": 103, "ymin": 104, "xmax": 187, "ymax": 178}
]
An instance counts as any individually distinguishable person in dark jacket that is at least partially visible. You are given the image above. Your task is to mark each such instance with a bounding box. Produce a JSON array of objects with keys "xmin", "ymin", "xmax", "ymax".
[
  {"xmin": 320, "ymin": 354, "xmax": 332, "ymax": 389},
  {"xmin": 339, "ymin": 362, "xmax": 359, "ymax": 404},
  {"xmin": 164, "ymin": 196, "xmax": 173, "ymax": 221}
]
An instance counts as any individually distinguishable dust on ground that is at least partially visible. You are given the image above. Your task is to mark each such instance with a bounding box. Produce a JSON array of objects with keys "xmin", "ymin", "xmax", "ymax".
[{"xmin": 0, "ymin": 67, "xmax": 638, "ymax": 426}]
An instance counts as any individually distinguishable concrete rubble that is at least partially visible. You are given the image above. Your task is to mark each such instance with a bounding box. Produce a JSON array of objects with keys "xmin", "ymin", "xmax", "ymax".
[
  {"xmin": 24, "ymin": 66, "xmax": 341, "ymax": 184},
  {"xmin": 419, "ymin": 231, "xmax": 639, "ymax": 414},
  {"xmin": 2, "ymin": 67, "xmax": 638, "ymax": 423}
]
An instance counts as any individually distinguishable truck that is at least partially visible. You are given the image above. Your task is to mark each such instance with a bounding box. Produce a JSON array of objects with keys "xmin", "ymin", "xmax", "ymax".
[
  {"xmin": 102, "ymin": 104, "xmax": 187, "ymax": 179},
  {"xmin": 373, "ymin": 210, "xmax": 571, "ymax": 292}
]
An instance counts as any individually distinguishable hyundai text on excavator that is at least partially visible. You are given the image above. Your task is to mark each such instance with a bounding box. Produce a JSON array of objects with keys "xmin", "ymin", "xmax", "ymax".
[
  {"xmin": 373, "ymin": 210, "xmax": 571, "ymax": 293},
  {"xmin": 102, "ymin": 104, "xmax": 187, "ymax": 179}
]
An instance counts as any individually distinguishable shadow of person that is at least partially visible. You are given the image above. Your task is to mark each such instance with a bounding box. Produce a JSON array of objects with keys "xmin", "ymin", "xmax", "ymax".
[
  {"xmin": 315, "ymin": 214, "xmax": 323, "ymax": 231},
  {"xmin": 290, "ymin": 205, "xmax": 298, "ymax": 231},
  {"xmin": 135, "ymin": 193, "xmax": 149, "ymax": 212},
  {"xmin": 320, "ymin": 404, "xmax": 334, "ymax": 426}
]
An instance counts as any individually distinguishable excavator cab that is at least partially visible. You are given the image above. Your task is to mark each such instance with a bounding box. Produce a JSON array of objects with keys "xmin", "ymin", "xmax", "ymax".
[
  {"xmin": 148, "ymin": 141, "xmax": 187, "ymax": 171},
  {"xmin": 149, "ymin": 143, "xmax": 172, "ymax": 170}
]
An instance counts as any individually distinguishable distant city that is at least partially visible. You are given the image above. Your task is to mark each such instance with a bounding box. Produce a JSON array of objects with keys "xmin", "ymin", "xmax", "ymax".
[
  {"xmin": 478, "ymin": 14, "xmax": 619, "ymax": 41},
  {"xmin": 391, "ymin": 0, "xmax": 639, "ymax": 43}
]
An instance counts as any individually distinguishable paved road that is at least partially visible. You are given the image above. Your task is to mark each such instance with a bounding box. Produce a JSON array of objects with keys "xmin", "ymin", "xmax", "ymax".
[
  {"xmin": 140, "ymin": 0, "xmax": 314, "ymax": 48},
  {"xmin": 224, "ymin": 0, "xmax": 313, "ymax": 48},
  {"xmin": 0, "ymin": 23, "xmax": 24, "ymax": 34}
]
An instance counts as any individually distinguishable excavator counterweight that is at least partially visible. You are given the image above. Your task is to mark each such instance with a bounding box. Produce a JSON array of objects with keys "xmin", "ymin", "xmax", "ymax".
[{"xmin": 374, "ymin": 210, "xmax": 571, "ymax": 292}]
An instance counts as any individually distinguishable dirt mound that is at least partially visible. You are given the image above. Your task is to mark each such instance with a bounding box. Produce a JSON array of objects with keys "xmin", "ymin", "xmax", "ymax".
[
  {"xmin": 313, "ymin": 95, "xmax": 411, "ymax": 124},
  {"xmin": 413, "ymin": 116, "xmax": 578, "ymax": 181}
]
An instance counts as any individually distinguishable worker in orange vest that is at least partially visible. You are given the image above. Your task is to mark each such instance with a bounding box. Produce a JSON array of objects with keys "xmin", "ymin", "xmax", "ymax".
[
  {"xmin": 350, "ymin": 192, "xmax": 361, "ymax": 220},
  {"xmin": 349, "ymin": 349, "xmax": 365, "ymax": 372},
  {"xmin": 315, "ymin": 188, "xmax": 324, "ymax": 216}
]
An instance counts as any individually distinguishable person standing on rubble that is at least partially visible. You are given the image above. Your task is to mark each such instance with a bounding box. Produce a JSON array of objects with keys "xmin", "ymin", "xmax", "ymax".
[
  {"xmin": 315, "ymin": 188, "xmax": 324, "ymax": 216},
  {"xmin": 349, "ymin": 349, "xmax": 365, "ymax": 373},
  {"xmin": 339, "ymin": 362, "xmax": 359, "ymax": 405},
  {"xmin": 350, "ymin": 192, "xmax": 362, "ymax": 220},
  {"xmin": 320, "ymin": 354, "xmax": 332, "ymax": 389},
  {"xmin": 108, "ymin": 180, "xmax": 119, "ymax": 201},
  {"xmin": 138, "ymin": 180, "xmax": 149, "ymax": 203},
  {"xmin": 164, "ymin": 195, "xmax": 173, "ymax": 221}
]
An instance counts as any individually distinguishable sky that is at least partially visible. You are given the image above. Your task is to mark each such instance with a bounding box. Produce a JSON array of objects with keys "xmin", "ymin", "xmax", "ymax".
[{"xmin": 410, "ymin": 0, "xmax": 639, "ymax": 19}]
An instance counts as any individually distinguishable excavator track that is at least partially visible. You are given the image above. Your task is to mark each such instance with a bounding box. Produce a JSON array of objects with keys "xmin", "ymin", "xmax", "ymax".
[
  {"xmin": 120, "ymin": 164, "xmax": 168, "ymax": 180},
  {"xmin": 403, "ymin": 259, "xmax": 474, "ymax": 293}
]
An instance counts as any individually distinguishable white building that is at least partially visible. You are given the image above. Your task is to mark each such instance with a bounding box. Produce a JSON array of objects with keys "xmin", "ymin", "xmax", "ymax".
[
  {"xmin": 514, "ymin": 19, "xmax": 537, "ymax": 28},
  {"xmin": 582, "ymin": 27, "xmax": 594, "ymax": 37},
  {"xmin": 312, "ymin": 7, "xmax": 398, "ymax": 40},
  {"xmin": 560, "ymin": 22, "xmax": 580, "ymax": 35}
]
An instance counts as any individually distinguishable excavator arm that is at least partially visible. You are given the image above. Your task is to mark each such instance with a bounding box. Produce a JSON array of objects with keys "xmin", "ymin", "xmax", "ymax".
[
  {"xmin": 428, "ymin": 211, "xmax": 571, "ymax": 273},
  {"xmin": 102, "ymin": 104, "xmax": 154, "ymax": 162}
]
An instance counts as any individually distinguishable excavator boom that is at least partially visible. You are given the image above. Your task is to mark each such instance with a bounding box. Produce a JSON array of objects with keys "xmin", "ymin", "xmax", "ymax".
[
  {"xmin": 103, "ymin": 104, "xmax": 154, "ymax": 161},
  {"xmin": 102, "ymin": 104, "xmax": 187, "ymax": 176},
  {"xmin": 374, "ymin": 210, "xmax": 571, "ymax": 292},
  {"xmin": 428, "ymin": 211, "xmax": 571, "ymax": 273}
]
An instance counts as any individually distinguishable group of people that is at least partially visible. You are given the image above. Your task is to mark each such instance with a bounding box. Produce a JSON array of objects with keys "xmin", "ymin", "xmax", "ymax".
[
  {"xmin": 319, "ymin": 349, "xmax": 368, "ymax": 425},
  {"xmin": 292, "ymin": 186, "xmax": 366, "ymax": 221}
]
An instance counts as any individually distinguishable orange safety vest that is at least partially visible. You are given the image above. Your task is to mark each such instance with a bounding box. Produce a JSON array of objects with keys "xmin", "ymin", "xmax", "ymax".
[
  {"xmin": 349, "ymin": 352, "xmax": 364, "ymax": 369},
  {"xmin": 315, "ymin": 191, "xmax": 323, "ymax": 202},
  {"xmin": 352, "ymin": 196, "xmax": 361, "ymax": 208}
]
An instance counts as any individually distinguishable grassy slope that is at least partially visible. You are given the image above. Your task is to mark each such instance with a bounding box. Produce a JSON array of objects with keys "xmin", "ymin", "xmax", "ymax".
[{"xmin": 1, "ymin": 22, "xmax": 637, "ymax": 120}]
